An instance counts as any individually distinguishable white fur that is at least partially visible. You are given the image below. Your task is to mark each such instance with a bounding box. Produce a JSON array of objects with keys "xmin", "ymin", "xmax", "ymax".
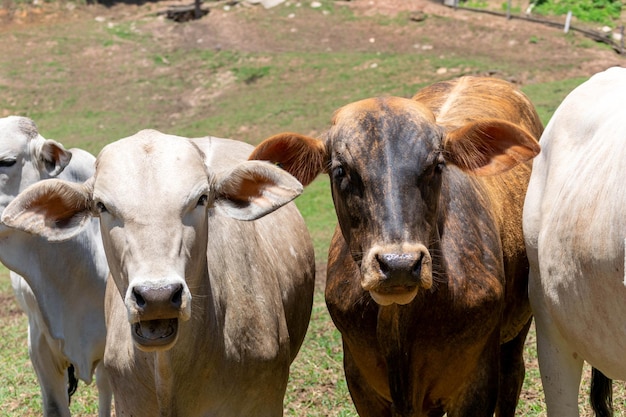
[{"xmin": 523, "ymin": 67, "xmax": 626, "ymax": 416}]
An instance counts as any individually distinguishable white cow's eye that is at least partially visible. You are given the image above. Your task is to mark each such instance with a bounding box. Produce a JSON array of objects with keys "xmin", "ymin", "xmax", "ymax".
[
  {"xmin": 196, "ymin": 195, "xmax": 208, "ymax": 208},
  {"xmin": 96, "ymin": 202, "xmax": 108, "ymax": 213},
  {"xmin": 0, "ymin": 158, "xmax": 17, "ymax": 168}
]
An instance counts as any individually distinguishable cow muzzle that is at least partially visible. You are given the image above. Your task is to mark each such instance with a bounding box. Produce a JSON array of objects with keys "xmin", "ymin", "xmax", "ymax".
[
  {"xmin": 125, "ymin": 281, "xmax": 192, "ymax": 351},
  {"xmin": 361, "ymin": 243, "xmax": 432, "ymax": 306}
]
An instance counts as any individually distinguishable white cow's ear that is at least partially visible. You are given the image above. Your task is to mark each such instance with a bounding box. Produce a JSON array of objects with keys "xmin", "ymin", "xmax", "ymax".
[
  {"xmin": 213, "ymin": 160, "xmax": 303, "ymax": 221},
  {"xmin": 444, "ymin": 119, "xmax": 541, "ymax": 176},
  {"xmin": 39, "ymin": 138, "xmax": 72, "ymax": 177},
  {"xmin": 1, "ymin": 179, "xmax": 92, "ymax": 242}
]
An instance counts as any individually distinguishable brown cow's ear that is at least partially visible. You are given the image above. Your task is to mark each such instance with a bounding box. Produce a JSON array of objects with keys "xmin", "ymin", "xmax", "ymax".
[
  {"xmin": 444, "ymin": 119, "xmax": 540, "ymax": 176},
  {"xmin": 249, "ymin": 132, "xmax": 327, "ymax": 186}
]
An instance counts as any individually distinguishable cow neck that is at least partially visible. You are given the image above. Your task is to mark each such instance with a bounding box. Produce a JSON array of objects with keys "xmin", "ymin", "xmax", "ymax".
[
  {"xmin": 153, "ymin": 351, "xmax": 176, "ymax": 417},
  {"xmin": 377, "ymin": 304, "xmax": 415, "ymax": 417}
]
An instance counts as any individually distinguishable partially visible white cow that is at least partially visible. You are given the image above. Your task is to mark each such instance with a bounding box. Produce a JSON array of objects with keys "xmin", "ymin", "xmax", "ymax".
[
  {"xmin": 523, "ymin": 66, "xmax": 626, "ymax": 416},
  {"xmin": 2, "ymin": 130, "xmax": 315, "ymax": 416},
  {"xmin": 0, "ymin": 116, "xmax": 111, "ymax": 417}
]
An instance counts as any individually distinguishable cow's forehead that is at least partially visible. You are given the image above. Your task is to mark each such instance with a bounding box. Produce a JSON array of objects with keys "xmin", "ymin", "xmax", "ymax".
[
  {"xmin": 328, "ymin": 97, "xmax": 441, "ymax": 158},
  {"xmin": 332, "ymin": 96, "xmax": 435, "ymax": 127},
  {"xmin": 97, "ymin": 130, "xmax": 205, "ymax": 170},
  {"xmin": 94, "ymin": 130, "xmax": 209, "ymax": 202}
]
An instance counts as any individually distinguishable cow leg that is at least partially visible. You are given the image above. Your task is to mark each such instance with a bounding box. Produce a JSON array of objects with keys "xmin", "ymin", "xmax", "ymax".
[
  {"xmin": 529, "ymin": 269, "xmax": 583, "ymax": 417},
  {"xmin": 28, "ymin": 320, "xmax": 71, "ymax": 417},
  {"xmin": 342, "ymin": 343, "xmax": 393, "ymax": 417},
  {"xmin": 534, "ymin": 308, "xmax": 583, "ymax": 416},
  {"xmin": 13, "ymin": 276, "xmax": 70, "ymax": 417},
  {"xmin": 95, "ymin": 361, "xmax": 113, "ymax": 417},
  {"xmin": 496, "ymin": 317, "xmax": 532, "ymax": 417}
]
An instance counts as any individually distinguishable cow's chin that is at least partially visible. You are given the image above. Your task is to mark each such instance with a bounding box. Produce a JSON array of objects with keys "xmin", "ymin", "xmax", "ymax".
[
  {"xmin": 131, "ymin": 318, "xmax": 179, "ymax": 352},
  {"xmin": 369, "ymin": 287, "xmax": 418, "ymax": 306}
]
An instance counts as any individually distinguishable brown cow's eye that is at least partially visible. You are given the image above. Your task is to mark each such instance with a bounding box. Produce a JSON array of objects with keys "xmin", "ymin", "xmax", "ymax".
[
  {"xmin": 433, "ymin": 153, "xmax": 445, "ymax": 174},
  {"xmin": 333, "ymin": 165, "xmax": 351, "ymax": 192},
  {"xmin": 333, "ymin": 165, "xmax": 345, "ymax": 179}
]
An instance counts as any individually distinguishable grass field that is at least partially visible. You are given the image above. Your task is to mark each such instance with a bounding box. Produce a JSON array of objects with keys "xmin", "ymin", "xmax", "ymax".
[{"xmin": 0, "ymin": 0, "xmax": 624, "ymax": 415}]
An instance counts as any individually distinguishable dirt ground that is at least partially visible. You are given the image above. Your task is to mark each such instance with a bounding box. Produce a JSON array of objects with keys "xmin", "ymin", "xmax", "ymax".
[{"xmin": 1, "ymin": 0, "xmax": 623, "ymax": 87}]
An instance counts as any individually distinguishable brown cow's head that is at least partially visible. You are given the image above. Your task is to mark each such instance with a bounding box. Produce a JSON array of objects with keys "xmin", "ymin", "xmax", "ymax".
[{"xmin": 250, "ymin": 96, "xmax": 539, "ymax": 306}]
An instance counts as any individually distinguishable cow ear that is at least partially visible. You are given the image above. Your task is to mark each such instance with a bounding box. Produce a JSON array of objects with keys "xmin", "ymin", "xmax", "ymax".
[
  {"xmin": 1, "ymin": 179, "xmax": 92, "ymax": 242},
  {"xmin": 249, "ymin": 132, "xmax": 327, "ymax": 186},
  {"xmin": 39, "ymin": 139, "xmax": 72, "ymax": 177},
  {"xmin": 213, "ymin": 160, "xmax": 303, "ymax": 221},
  {"xmin": 444, "ymin": 119, "xmax": 540, "ymax": 176}
]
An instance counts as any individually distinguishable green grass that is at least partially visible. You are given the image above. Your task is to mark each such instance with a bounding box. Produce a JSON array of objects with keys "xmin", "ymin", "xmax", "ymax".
[
  {"xmin": 284, "ymin": 290, "xmax": 354, "ymax": 416},
  {"xmin": 532, "ymin": 0, "xmax": 622, "ymax": 26},
  {"xmin": 295, "ymin": 177, "xmax": 336, "ymax": 263}
]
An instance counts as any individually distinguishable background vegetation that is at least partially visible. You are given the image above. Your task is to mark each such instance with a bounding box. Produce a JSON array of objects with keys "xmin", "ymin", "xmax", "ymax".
[{"xmin": 531, "ymin": 0, "xmax": 622, "ymax": 25}]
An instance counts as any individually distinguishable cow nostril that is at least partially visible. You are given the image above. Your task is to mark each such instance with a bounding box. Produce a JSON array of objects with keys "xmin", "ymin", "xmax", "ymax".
[
  {"xmin": 377, "ymin": 254, "xmax": 390, "ymax": 276},
  {"xmin": 411, "ymin": 256, "xmax": 422, "ymax": 277},
  {"xmin": 375, "ymin": 252, "xmax": 424, "ymax": 282},
  {"xmin": 133, "ymin": 288, "xmax": 146, "ymax": 308},
  {"xmin": 171, "ymin": 284, "xmax": 183, "ymax": 309},
  {"xmin": 132, "ymin": 283, "xmax": 185, "ymax": 311}
]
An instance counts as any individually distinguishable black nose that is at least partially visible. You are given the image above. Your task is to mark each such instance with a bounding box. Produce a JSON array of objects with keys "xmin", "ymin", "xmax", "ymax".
[
  {"xmin": 376, "ymin": 252, "xmax": 423, "ymax": 284},
  {"xmin": 132, "ymin": 283, "xmax": 184, "ymax": 313}
]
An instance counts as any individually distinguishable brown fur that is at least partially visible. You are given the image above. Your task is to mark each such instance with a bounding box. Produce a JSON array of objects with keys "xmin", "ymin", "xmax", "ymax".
[{"xmin": 251, "ymin": 76, "xmax": 542, "ymax": 417}]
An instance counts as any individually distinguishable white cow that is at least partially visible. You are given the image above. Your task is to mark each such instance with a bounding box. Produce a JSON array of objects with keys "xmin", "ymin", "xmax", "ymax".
[
  {"xmin": 523, "ymin": 66, "xmax": 626, "ymax": 416},
  {"xmin": 2, "ymin": 130, "xmax": 316, "ymax": 416},
  {"xmin": 0, "ymin": 116, "xmax": 111, "ymax": 417}
]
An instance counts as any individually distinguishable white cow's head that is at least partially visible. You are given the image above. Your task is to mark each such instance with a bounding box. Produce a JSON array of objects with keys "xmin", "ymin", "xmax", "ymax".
[
  {"xmin": 0, "ymin": 116, "xmax": 71, "ymax": 224},
  {"xmin": 1, "ymin": 130, "xmax": 303, "ymax": 352}
]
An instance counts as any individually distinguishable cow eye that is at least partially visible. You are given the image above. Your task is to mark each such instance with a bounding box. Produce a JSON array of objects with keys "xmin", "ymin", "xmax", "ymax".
[
  {"xmin": 196, "ymin": 195, "xmax": 208, "ymax": 208},
  {"xmin": 333, "ymin": 165, "xmax": 345, "ymax": 179},
  {"xmin": 0, "ymin": 158, "xmax": 17, "ymax": 168},
  {"xmin": 332, "ymin": 165, "xmax": 350, "ymax": 190},
  {"xmin": 95, "ymin": 201, "xmax": 108, "ymax": 214},
  {"xmin": 433, "ymin": 153, "xmax": 445, "ymax": 174}
]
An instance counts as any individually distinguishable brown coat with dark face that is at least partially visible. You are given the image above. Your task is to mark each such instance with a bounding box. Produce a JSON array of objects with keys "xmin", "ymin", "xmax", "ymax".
[{"xmin": 250, "ymin": 76, "xmax": 542, "ymax": 417}]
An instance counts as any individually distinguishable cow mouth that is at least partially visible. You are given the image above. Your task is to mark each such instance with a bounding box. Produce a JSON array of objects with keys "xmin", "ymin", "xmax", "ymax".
[
  {"xmin": 369, "ymin": 285, "xmax": 419, "ymax": 306},
  {"xmin": 132, "ymin": 318, "xmax": 178, "ymax": 348},
  {"xmin": 375, "ymin": 285, "xmax": 417, "ymax": 295}
]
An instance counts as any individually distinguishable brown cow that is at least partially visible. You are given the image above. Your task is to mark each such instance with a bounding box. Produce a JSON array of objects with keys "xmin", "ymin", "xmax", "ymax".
[{"xmin": 249, "ymin": 76, "xmax": 542, "ymax": 416}]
